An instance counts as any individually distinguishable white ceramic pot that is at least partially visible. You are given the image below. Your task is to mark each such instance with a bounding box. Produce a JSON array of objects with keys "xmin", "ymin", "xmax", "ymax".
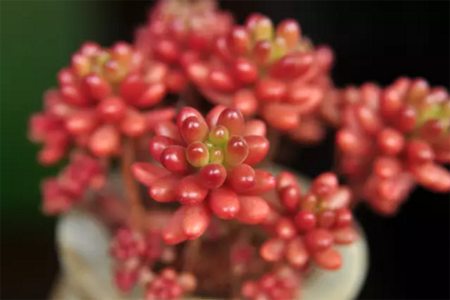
[{"xmin": 52, "ymin": 168, "xmax": 368, "ymax": 300}]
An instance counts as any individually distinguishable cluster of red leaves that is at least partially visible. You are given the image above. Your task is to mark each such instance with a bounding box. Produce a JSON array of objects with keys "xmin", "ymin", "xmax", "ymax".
[
  {"xmin": 260, "ymin": 172, "xmax": 356, "ymax": 271},
  {"xmin": 145, "ymin": 268, "xmax": 197, "ymax": 300},
  {"xmin": 135, "ymin": 0, "xmax": 233, "ymax": 92},
  {"xmin": 241, "ymin": 267, "xmax": 301, "ymax": 300},
  {"xmin": 186, "ymin": 13, "xmax": 333, "ymax": 132},
  {"xmin": 30, "ymin": 1, "xmax": 450, "ymax": 299},
  {"xmin": 29, "ymin": 90, "xmax": 73, "ymax": 165},
  {"xmin": 29, "ymin": 41, "xmax": 176, "ymax": 161},
  {"xmin": 334, "ymin": 78, "xmax": 450, "ymax": 214},
  {"xmin": 111, "ymin": 227, "xmax": 176, "ymax": 293},
  {"xmin": 132, "ymin": 106, "xmax": 275, "ymax": 244},
  {"xmin": 41, "ymin": 152, "xmax": 105, "ymax": 215}
]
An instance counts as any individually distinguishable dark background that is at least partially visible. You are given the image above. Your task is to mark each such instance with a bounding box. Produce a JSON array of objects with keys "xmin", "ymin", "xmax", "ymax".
[{"xmin": 1, "ymin": 1, "xmax": 449, "ymax": 299}]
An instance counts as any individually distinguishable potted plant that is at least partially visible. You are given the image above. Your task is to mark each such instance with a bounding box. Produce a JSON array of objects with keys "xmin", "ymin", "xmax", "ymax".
[{"xmin": 29, "ymin": 0, "xmax": 449, "ymax": 299}]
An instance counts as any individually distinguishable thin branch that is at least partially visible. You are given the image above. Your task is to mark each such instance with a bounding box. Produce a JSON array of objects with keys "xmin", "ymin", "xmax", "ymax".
[
  {"xmin": 230, "ymin": 226, "xmax": 252, "ymax": 300},
  {"xmin": 121, "ymin": 138, "xmax": 145, "ymax": 232},
  {"xmin": 183, "ymin": 238, "xmax": 202, "ymax": 274}
]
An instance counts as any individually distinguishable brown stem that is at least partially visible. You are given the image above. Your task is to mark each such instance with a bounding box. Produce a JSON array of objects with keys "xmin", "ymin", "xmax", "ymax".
[
  {"xmin": 230, "ymin": 226, "xmax": 252, "ymax": 300},
  {"xmin": 183, "ymin": 238, "xmax": 201, "ymax": 274},
  {"xmin": 230, "ymin": 253, "xmax": 241, "ymax": 299},
  {"xmin": 121, "ymin": 138, "xmax": 145, "ymax": 232},
  {"xmin": 178, "ymin": 83, "xmax": 201, "ymax": 108},
  {"xmin": 267, "ymin": 125, "xmax": 281, "ymax": 161}
]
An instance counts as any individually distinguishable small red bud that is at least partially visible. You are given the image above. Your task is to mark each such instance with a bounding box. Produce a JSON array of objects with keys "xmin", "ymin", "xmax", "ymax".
[
  {"xmin": 311, "ymin": 172, "xmax": 339, "ymax": 197},
  {"xmin": 276, "ymin": 19, "xmax": 301, "ymax": 50},
  {"xmin": 233, "ymin": 89, "xmax": 258, "ymax": 117},
  {"xmin": 260, "ymin": 238, "xmax": 285, "ymax": 262},
  {"xmin": 225, "ymin": 136, "xmax": 249, "ymax": 166},
  {"xmin": 334, "ymin": 208, "xmax": 353, "ymax": 228},
  {"xmin": 286, "ymin": 237, "xmax": 308, "ymax": 268},
  {"xmin": 216, "ymin": 108, "xmax": 245, "ymax": 136},
  {"xmin": 198, "ymin": 163, "xmax": 227, "ymax": 189},
  {"xmin": 228, "ymin": 26, "xmax": 250, "ymax": 55},
  {"xmin": 209, "ymin": 125, "xmax": 229, "ymax": 146},
  {"xmin": 148, "ymin": 136, "xmax": 179, "ymax": 162},
  {"xmin": 182, "ymin": 204, "xmax": 210, "ymax": 239},
  {"xmin": 304, "ymin": 228, "xmax": 333, "ymax": 252},
  {"xmin": 406, "ymin": 139, "xmax": 435, "ymax": 164},
  {"xmin": 120, "ymin": 110, "xmax": 147, "ymax": 137},
  {"xmin": 275, "ymin": 217, "xmax": 297, "ymax": 240},
  {"xmin": 227, "ymin": 164, "xmax": 256, "ymax": 192},
  {"xmin": 410, "ymin": 163, "xmax": 450, "ymax": 192},
  {"xmin": 252, "ymin": 40, "xmax": 272, "ymax": 66},
  {"xmin": 244, "ymin": 119, "xmax": 267, "ymax": 137},
  {"xmin": 377, "ymin": 128, "xmax": 405, "ymax": 156},
  {"xmin": 255, "ymin": 78, "xmax": 287, "ymax": 103},
  {"xmin": 209, "ymin": 188, "xmax": 240, "ymax": 219},
  {"xmin": 294, "ymin": 210, "xmax": 316, "ymax": 232},
  {"xmin": 84, "ymin": 74, "xmax": 111, "ymax": 100},
  {"xmin": 160, "ymin": 146, "xmax": 189, "ymax": 174},
  {"xmin": 97, "ymin": 97, "xmax": 127, "ymax": 122},
  {"xmin": 261, "ymin": 103, "xmax": 300, "ymax": 131},
  {"xmin": 132, "ymin": 163, "xmax": 169, "ymax": 187},
  {"xmin": 177, "ymin": 176, "xmax": 208, "ymax": 205},
  {"xmin": 208, "ymin": 69, "xmax": 236, "ymax": 93},
  {"xmin": 312, "ymin": 247, "xmax": 342, "ymax": 270},
  {"xmin": 186, "ymin": 142, "xmax": 209, "ymax": 168},
  {"xmin": 243, "ymin": 135, "xmax": 269, "ymax": 166},
  {"xmin": 88, "ymin": 125, "xmax": 120, "ymax": 157},
  {"xmin": 149, "ymin": 175, "xmax": 179, "ymax": 203},
  {"xmin": 162, "ymin": 207, "xmax": 187, "ymax": 245},
  {"xmin": 134, "ymin": 83, "xmax": 166, "ymax": 108},
  {"xmin": 242, "ymin": 170, "xmax": 276, "ymax": 196},
  {"xmin": 233, "ymin": 58, "xmax": 258, "ymax": 84},
  {"xmin": 236, "ymin": 196, "xmax": 270, "ymax": 224},
  {"xmin": 280, "ymin": 185, "xmax": 301, "ymax": 211}
]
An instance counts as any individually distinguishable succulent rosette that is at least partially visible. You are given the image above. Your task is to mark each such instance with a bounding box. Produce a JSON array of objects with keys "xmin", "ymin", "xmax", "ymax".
[
  {"xmin": 186, "ymin": 13, "xmax": 333, "ymax": 131},
  {"xmin": 28, "ymin": 0, "xmax": 450, "ymax": 299},
  {"xmin": 336, "ymin": 78, "xmax": 450, "ymax": 214},
  {"xmin": 135, "ymin": 0, "xmax": 233, "ymax": 93},
  {"xmin": 260, "ymin": 172, "xmax": 356, "ymax": 271},
  {"xmin": 29, "ymin": 41, "xmax": 176, "ymax": 160},
  {"xmin": 41, "ymin": 152, "xmax": 105, "ymax": 215},
  {"xmin": 132, "ymin": 106, "xmax": 275, "ymax": 244}
]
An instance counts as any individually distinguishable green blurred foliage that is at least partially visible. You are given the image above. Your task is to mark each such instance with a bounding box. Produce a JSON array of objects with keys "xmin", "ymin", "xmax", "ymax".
[{"xmin": 0, "ymin": 1, "xmax": 105, "ymax": 230}]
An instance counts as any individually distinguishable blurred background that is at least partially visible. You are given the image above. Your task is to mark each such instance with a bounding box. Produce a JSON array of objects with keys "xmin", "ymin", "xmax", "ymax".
[{"xmin": 1, "ymin": 0, "xmax": 448, "ymax": 299}]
